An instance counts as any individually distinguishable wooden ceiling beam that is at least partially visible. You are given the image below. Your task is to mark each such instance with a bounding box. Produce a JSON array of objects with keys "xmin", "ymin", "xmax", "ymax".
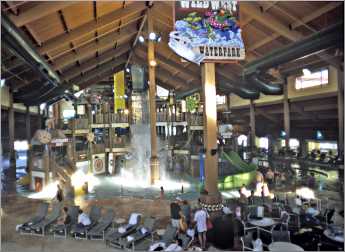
[
  {"xmin": 78, "ymin": 64, "xmax": 125, "ymax": 90},
  {"xmin": 71, "ymin": 54, "xmax": 127, "ymax": 85},
  {"xmin": 52, "ymin": 26, "xmax": 136, "ymax": 71},
  {"xmin": 8, "ymin": 2, "xmax": 76, "ymax": 27},
  {"xmin": 241, "ymin": 2, "xmax": 304, "ymax": 42},
  {"xmin": 38, "ymin": 2, "xmax": 146, "ymax": 55},
  {"xmin": 245, "ymin": 2, "xmax": 342, "ymax": 51},
  {"xmin": 61, "ymin": 44, "xmax": 131, "ymax": 81}
]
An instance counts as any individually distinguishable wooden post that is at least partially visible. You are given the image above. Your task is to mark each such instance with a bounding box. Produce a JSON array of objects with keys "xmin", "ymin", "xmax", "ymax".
[
  {"xmin": 249, "ymin": 99, "xmax": 256, "ymax": 152},
  {"xmin": 201, "ymin": 63, "xmax": 218, "ymax": 194},
  {"xmin": 338, "ymin": 69, "xmax": 344, "ymax": 155},
  {"xmin": 283, "ymin": 79, "xmax": 290, "ymax": 149},
  {"xmin": 148, "ymin": 8, "xmax": 159, "ymax": 184}
]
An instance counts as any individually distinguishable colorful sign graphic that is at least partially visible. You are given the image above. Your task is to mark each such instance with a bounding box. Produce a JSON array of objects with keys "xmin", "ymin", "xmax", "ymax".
[
  {"xmin": 169, "ymin": 1, "xmax": 245, "ymax": 64},
  {"xmin": 114, "ymin": 71, "xmax": 126, "ymax": 111}
]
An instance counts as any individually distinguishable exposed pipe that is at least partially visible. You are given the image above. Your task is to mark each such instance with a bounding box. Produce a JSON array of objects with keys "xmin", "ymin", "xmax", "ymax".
[
  {"xmin": 249, "ymin": 75, "xmax": 283, "ymax": 95},
  {"xmin": 222, "ymin": 82, "xmax": 261, "ymax": 99},
  {"xmin": 244, "ymin": 22, "xmax": 343, "ymax": 76},
  {"xmin": 1, "ymin": 15, "xmax": 61, "ymax": 86}
]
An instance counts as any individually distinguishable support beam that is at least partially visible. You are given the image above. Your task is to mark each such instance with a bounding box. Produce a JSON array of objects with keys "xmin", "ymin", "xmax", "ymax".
[
  {"xmin": 283, "ymin": 80, "xmax": 290, "ymax": 148},
  {"xmin": 38, "ymin": 2, "xmax": 146, "ymax": 55},
  {"xmin": 52, "ymin": 27, "xmax": 136, "ymax": 71},
  {"xmin": 8, "ymin": 2, "xmax": 76, "ymax": 27},
  {"xmin": 249, "ymin": 99, "xmax": 256, "ymax": 152},
  {"xmin": 72, "ymin": 54, "xmax": 127, "ymax": 85},
  {"xmin": 202, "ymin": 63, "xmax": 218, "ymax": 195},
  {"xmin": 61, "ymin": 44, "xmax": 130, "ymax": 81},
  {"xmin": 148, "ymin": 9, "xmax": 159, "ymax": 184},
  {"xmin": 125, "ymin": 14, "xmax": 147, "ymax": 68},
  {"xmin": 338, "ymin": 69, "xmax": 344, "ymax": 155}
]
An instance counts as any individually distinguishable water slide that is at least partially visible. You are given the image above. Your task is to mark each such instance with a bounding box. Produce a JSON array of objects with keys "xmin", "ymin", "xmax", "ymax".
[{"xmin": 218, "ymin": 151, "xmax": 257, "ymax": 190}]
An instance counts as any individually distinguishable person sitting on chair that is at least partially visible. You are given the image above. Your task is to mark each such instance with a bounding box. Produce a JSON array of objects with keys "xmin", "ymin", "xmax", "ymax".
[{"xmin": 77, "ymin": 209, "xmax": 91, "ymax": 228}]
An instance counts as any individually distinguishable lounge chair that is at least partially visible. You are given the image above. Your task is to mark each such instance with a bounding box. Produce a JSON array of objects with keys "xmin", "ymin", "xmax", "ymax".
[
  {"xmin": 116, "ymin": 217, "xmax": 156, "ymax": 250},
  {"xmin": 19, "ymin": 202, "xmax": 49, "ymax": 235},
  {"xmin": 71, "ymin": 205, "xmax": 102, "ymax": 239},
  {"xmin": 134, "ymin": 224, "xmax": 177, "ymax": 251},
  {"xmin": 105, "ymin": 213, "xmax": 141, "ymax": 247},
  {"xmin": 88, "ymin": 208, "xmax": 114, "ymax": 240},
  {"xmin": 53, "ymin": 205, "xmax": 79, "ymax": 239},
  {"xmin": 30, "ymin": 202, "xmax": 62, "ymax": 236}
]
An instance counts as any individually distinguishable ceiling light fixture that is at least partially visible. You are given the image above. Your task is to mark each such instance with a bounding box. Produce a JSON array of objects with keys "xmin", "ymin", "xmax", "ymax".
[{"xmin": 138, "ymin": 35, "xmax": 145, "ymax": 43}]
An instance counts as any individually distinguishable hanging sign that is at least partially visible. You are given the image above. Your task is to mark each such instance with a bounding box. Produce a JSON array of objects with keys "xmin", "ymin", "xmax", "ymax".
[
  {"xmin": 169, "ymin": 1, "xmax": 245, "ymax": 65},
  {"xmin": 114, "ymin": 71, "xmax": 126, "ymax": 111}
]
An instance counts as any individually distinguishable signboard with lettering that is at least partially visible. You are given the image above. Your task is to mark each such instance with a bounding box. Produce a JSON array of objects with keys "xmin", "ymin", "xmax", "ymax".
[{"xmin": 169, "ymin": 1, "xmax": 245, "ymax": 64}]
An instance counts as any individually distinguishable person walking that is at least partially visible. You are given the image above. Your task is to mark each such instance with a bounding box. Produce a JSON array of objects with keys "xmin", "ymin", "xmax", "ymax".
[
  {"xmin": 56, "ymin": 184, "xmax": 64, "ymax": 202},
  {"xmin": 194, "ymin": 203, "xmax": 208, "ymax": 250}
]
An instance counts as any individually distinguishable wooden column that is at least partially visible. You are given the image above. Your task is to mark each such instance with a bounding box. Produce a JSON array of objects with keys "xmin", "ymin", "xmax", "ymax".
[
  {"xmin": 249, "ymin": 99, "xmax": 256, "ymax": 152},
  {"xmin": 283, "ymin": 79, "xmax": 290, "ymax": 149},
  {"xmin": 202, "ymin": 63, "xmax": 218, "ymax": 195},
  {"xmin": 338, "ymin": 69, "xmax": 344, "ymax": 155},
  {"xmin": 148, "ymin": 8, "xmax": 159, "ymax": 184}
]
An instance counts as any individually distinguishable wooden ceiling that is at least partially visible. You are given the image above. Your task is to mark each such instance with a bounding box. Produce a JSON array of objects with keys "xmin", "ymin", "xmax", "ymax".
[{"xmin": 1, "ymin": 1, "xmax": 343, "ymax": 96}]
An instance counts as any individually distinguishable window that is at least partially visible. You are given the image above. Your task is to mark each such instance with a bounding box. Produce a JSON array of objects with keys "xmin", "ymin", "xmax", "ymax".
[
  {"xmin": 259, "ymin": 137, "xmax": 268, "ymax": 149},
  {"xmin": 237, "ymin": 135, "xmax": 247, "ymax": 147},
  {"xmin": 216, "ymin": 95, "xmax": 226, "ymax": 105},
  {"xmin": 157, "ymin": 85, "xmax": 169, "ymax": 98},
  {"xmin": 295, "ymin": 68, "xmax": 328, "ymax": 90},
  {"xmin": 63, "ymin": 109, "xmax": 75, "ymax": 119}
]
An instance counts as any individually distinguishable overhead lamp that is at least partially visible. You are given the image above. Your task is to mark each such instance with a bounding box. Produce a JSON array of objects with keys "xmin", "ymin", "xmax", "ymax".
[
  {"xmin": 64, "ymin": 90, "xmax": 69, "ymax": 94},
  {"xmin": 138, "ymin": 35, "xmax": 145, "ymax": 43},
  {"xmin": 40, "ymin": 103, "xmax": 46, "ymax": 110},
  {"xmin": 157, "ymin": 36, "xmax": 162, "ymax": 43},
  {"xmin": 126, "ymin": 67, "xmax": 130, "ymax": 73},
  {"xmin": 149, "ymin": 60, "xmax": 157, "ymax": 67},
  {"xmin": 302, "ymin": 68, "xmax": 311, "ymax": 76},
  {"xmin": 149, "ymin": 32, "xmax": 157, "ymax": 41}
]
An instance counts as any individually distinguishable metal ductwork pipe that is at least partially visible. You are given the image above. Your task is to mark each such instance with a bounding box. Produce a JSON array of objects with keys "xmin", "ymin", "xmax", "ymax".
[
  {"xmin": 249, "ymin": 75, "xmax": 283, "ymax": 95},
  {"xmin": 244, "ymin": 22, "xmax": 344, "ymax": 76},
  {"xmin": 1, "ymin": 15, "xmax": 61, "ymax": 86},
  {"xmin": 222, "ymin": 82, "xmax": 260, "ymax": 99}
]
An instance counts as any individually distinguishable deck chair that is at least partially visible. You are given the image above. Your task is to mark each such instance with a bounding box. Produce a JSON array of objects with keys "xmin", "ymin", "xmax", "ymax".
[
  {"xmin": 19, "ymin": 202, "xmax": 49, "ymax": 235},
  {"xmin": 116, "ymin": 217, "xmax": 156, "ymax": 251},
  {"xmin": 105, "ymin": 213, "xmax": 141, "ymax": 247},
  {"xmin": 88, "ymin": 208, "xmax": 114, "ymax": 240},
  {"xmin": 30, "ymin": 202, "xmax": 62, "ymax": 236},
  {"xmin": 71, "ymin": 205, "xmax": 102, "ymax": 239},
  {"xmin": 53, "ymin": 205, "xmax": 79, "ymax": 239},
  {"xmin": 135, "ymin": 224, "xmax": 177, "ymax": 251}
]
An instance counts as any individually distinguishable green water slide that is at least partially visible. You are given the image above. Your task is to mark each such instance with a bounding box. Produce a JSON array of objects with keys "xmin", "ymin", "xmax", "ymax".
[{"xmin": 218, "ymin": 151, "xmax": 257, "ymax": 190}]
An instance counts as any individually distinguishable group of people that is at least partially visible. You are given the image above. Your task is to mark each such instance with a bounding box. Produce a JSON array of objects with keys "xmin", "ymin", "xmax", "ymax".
[
  {"xmin": 170, "ymin": 197, "xmax": 209, "ymax": 251},
  {"xmin": 56, "ymin": 206, "xmax": 91, "ymax": 229}
]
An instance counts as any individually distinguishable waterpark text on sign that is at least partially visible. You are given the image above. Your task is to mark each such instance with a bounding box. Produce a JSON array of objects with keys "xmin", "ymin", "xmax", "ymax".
[{"xmin": 180, "ymin": 1, "xmax": 237, "ymax": 11}]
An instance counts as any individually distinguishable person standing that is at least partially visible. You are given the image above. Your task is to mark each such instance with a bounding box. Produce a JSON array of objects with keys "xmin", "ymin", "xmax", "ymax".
[
  {"xmin": 194, "ymin": 204, "xmax": 208, "ymax": 250},
  {"xmin": 180, "ymin": 200, "xmax": 191, "ymax": 223},
  {"xmin": 160, "ymin": 186, "xmax": 164, "ymax": 199},
  {"xmin": 170, "ymin": 198, "xmax": 182, "ymax": 228},
  {"xmin": 56, "ymin": 184, "xmax": 64, "ymax": 202}
]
